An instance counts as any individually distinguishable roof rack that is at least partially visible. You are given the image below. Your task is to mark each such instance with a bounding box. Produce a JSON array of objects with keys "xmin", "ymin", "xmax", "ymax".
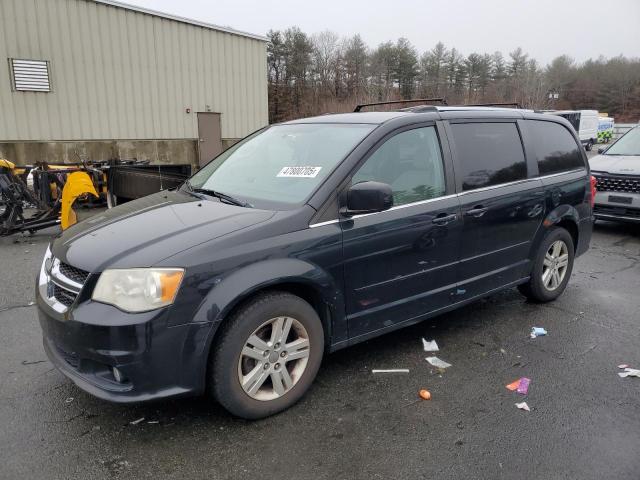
[
  {"xmin": 399, "ymin": 105, "xmax": 439, "ymax": 113},
  {"xmin": 462, "ymin": 102, "xmax": 521, "ymax": 108},
  {"xmin": 353, "ymin": 98, "xmax": 448, "ymax": 112}
]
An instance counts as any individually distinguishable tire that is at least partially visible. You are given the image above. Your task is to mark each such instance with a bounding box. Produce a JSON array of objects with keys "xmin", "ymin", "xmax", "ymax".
[
  {"xmin": 518, "ymin": 227, "xmax": 575, "ymax": 303},
  {"xmin": 585, "ymin": 140, "xmax": 593, "ymax": 151},
  {"xmin": 209, "ymin": 291, "xmax": 324, "ymax": 419}
]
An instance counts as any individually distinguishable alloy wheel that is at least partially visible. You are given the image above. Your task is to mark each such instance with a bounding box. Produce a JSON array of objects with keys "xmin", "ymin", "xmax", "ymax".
[
  {"xmin": 237, "ymin": 316, "xmax": 310, "ymax": 401},
  {"xmin": 542, "ymin": 240, "xmax": 569, "ymax": 291}
]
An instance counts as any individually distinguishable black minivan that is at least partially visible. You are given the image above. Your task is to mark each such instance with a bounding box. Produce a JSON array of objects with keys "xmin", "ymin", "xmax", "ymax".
[{"xmin": 37, "ymin": 106, "xmax": 595, "ymax": 419}]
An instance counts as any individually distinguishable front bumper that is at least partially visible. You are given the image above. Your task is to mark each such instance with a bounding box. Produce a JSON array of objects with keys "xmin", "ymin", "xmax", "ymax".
[
  {"xmin": 594, "ymin": 191, "xmax": 640, "ymax": 223},
  {"xmin": 37, "ymin": 286, "xmax": 213, "ymax": 403},
  {"xmin": 39, "ymin": 302, "xmax": 202, "ymax": 403}
]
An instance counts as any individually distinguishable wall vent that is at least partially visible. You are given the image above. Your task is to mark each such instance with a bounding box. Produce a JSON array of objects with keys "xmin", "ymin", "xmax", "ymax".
[{"xmin": 9, "ymin": 59, "xmax": 51, "ymax": 92}]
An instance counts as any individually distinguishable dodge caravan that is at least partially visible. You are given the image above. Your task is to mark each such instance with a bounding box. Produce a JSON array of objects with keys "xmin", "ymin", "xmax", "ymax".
[{"xmin": 37, "ymin": 106, "xmax": 594, "ymax": 419}]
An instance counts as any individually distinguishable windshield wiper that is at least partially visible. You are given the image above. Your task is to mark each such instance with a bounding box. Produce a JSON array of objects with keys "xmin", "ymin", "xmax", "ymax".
[
  {"xmin": 182, "ymin": 180, "xmax": 251, "ymax": 207},
  {"xmin": 193, "ymin": 187, "xmax": 251, "ymax": 208},
  {"xmin": 182, "ymin": 179, "xmax": 205, "ymax": 198}
]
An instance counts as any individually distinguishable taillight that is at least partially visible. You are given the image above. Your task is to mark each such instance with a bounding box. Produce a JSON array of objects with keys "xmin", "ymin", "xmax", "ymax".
[{"xmin": 590, "ymin": 175, "xmax": 597, "ymax": 208}]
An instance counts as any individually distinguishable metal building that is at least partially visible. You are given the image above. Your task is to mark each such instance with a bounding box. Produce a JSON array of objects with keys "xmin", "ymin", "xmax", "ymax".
[{"xmin": 0, "ymin": 0, "xmax": 268, "ymax": 167}]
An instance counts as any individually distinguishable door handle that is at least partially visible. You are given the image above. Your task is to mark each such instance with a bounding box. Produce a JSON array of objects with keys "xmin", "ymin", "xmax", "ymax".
[
  {"xmin": 432, "ymin": 213, "xmax": 457, "ymax": 225},
  {"xmin": 465, "ymin": 205, "xmax": 488, "ymax": 217}
]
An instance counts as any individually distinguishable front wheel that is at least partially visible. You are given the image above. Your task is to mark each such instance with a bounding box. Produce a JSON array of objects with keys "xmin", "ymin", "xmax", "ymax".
[
  {"xmin": 518, "ymin": 227, "xmax": 575, "ymax": 302},
  {"xmin": 209, "ymin": 291, "xmax": 324, "ymax": 419},
  {"xmin": 585, "ymin": 140, "xmax": 593, "ymax": 151}
]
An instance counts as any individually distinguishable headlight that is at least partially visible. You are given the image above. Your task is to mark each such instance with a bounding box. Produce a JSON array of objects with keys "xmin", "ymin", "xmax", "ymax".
[{"xmin": 92, "ymin": 268, "xmax": 184, "ymax": 313}]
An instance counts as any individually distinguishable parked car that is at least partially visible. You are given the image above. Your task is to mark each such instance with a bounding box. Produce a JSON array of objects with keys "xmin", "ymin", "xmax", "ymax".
[
  {"xmin": 590, "ymin": 125, "xmax": 640, "ymax": 223},
  {"xmin": 545, "ymin": 110, "xmax": 599, "ymax": 150},
  {"xmin": 37, "ymin": 106, "xmax": 594, "ymax": 419}
]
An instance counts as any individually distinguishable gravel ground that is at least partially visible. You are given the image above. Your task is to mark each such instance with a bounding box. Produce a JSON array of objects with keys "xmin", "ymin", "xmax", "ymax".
[{"xmin": 0, "ymin": 209, "xmax": 639, "ymax": 479}]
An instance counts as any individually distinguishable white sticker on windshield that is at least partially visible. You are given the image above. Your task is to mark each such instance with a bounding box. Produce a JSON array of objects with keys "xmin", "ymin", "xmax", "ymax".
[{"xmin": 277, "ymin": 166, "xmax": 322, "ymax": 178}]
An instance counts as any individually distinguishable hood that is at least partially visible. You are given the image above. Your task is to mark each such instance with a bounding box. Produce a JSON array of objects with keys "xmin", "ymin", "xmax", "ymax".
[
  {"xmin": 52, "ymin": 190, "xmax": 275, "ymax": 271},
  {"xmin": 589, "ymin": 154, "xmax": 640, "ymax": 175}
]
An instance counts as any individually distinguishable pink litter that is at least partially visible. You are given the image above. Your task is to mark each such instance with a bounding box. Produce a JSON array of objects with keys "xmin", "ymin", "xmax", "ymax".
[{"xmin": 516, "ymin": 377, "xmax": 531, "ymax": 395}]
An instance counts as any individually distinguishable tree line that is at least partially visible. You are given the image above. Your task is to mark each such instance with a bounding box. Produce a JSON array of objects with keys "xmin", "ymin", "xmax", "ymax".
[{"xmin": 267, "ymin": 27, "xmax": 640, "ymax": 123}]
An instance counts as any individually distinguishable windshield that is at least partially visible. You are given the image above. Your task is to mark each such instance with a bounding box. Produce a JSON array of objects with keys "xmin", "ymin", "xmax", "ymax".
[
  {"xmin": 188, "ymin": 123, "xmax": 376, "ymax": 209},
  {"xmin": 605, "ymin": 127, "xmax": 640, "ymax": 156}
]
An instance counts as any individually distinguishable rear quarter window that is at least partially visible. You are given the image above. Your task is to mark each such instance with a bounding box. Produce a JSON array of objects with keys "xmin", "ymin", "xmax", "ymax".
[
  {"xmin": 526, "ymin": 120, "xmax": 585, "ymax": 175},
  {"xmin": 450, "ymin": 122, "xmax": 527, "ymax": 191}
]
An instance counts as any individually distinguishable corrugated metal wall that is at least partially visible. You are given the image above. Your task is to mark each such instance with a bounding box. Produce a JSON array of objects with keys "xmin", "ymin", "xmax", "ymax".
[{"xmin": 0, "ymin": 0, "xmax": 268, "ymax": 142}]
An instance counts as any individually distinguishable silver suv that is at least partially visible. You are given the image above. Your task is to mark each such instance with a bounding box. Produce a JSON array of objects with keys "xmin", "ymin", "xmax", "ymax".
[{"xmin": 590, "ymin": 126, "xmax": 640, "ymax": 223}]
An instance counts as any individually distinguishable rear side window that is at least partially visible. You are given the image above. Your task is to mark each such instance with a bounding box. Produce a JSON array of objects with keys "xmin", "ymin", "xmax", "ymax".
[
  {"xmin": 526, "ymin": 120, "xmax": 584, "ymax": 175},
  {"xmin": 450, "ymin": 122, "xmax": 527, "ymax": 191}
]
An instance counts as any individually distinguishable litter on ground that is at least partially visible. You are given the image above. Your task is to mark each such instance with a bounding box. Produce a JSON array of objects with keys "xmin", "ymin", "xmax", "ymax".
[
  {"xmin": 419, "ymin": 389, "xmax": 431, "ymax": 400},
  {"xmin": 530, "ymin": 327, "xmax": 547, "ymax": 338},
  {"xmin": 130, "ymin": 417, "xmax": 145, "ymax": 425},
  {"xmin": 64, "ymin": 397, "xmax": 74, "ymax": 404},
  {"xmin": 618, "ymin": 364, "xmax": 629, "ymax": 369},
  {"xmin": 422, "ymin": 338, "xmax": 439, "ymax": 352},
  {"xmin": 371, "ymin": 369, "xmax": 409, "ymax": 374},
  {"xmin": 517, "ymin": 377, "xmax": 531, "ymax": 394},
  {"xmin": 515, "ymin": 402, "xmax": 530, "ymax": 412},
  {"xmin": 506, "ymin": 377, "xmax": 531, "ymax": 394},
  {"xmin": 506, "ymin": 379, "xmax": 520, "ymax": 391},
  {"xmin": 618, "ymin": 368, "xmax": 640, "ymax": 378},
  {"xmin": 425, "ymin": 357, "xmax": 452, "ymax": 369}
]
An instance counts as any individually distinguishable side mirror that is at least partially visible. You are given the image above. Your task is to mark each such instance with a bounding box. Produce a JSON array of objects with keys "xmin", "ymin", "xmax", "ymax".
[
  {"xmin": 343, "ymin": 181, "xmax": 393, "ymax": 216},
  {"xmin": 597, "ymin": 147, "xmax": 606, "ymax": 154}
]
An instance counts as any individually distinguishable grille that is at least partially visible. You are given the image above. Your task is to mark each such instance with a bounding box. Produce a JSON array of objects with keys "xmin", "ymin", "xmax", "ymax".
[
  {"xmin": 53, "ymin": 284, "xmax": 77, "ymax": 307},
  {"xmin": 48, "ymin": 258, "xmax": 88, "ymax": 310},
  {"xmin": 594, "ymin": 205, "xmax": 640, "ymax": 219},
  {"xmin": 58, "ymin": 262, "xmax": 90, "ymax": 284},
  {"xmin": 595, "ymin": 174, "xmax": 640, "ymax": 194}
]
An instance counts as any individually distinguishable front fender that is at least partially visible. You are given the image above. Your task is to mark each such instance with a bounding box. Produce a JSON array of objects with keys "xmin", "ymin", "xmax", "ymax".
[
  {"xmin": 194, "ymin": 257, "xmax": 344, "ymax": 341},
  {"xmin": 204, "ymin": 258, "xmax": 342, "ymax": 323},
  {"xmin": 186, "ymin": 258, "xmax": 345, "ymax": 394}
]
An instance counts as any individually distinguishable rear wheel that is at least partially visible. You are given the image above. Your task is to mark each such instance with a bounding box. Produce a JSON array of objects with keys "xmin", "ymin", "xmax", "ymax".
[
  {"xmin": 209, "ymin": 291, "xmax": 324, "ymax": 419},
  {"xmin": 585, "ymin": 140, "xmax": 593, "ymax": 151},
  {"xmin": 518, "ymin": 227, "xmax": 575, "ymax": 302}
]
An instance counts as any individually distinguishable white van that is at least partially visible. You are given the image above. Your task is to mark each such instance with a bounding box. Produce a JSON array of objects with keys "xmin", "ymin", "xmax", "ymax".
[{"xmin": 545, "ymin": 110, "xmax": 599, "ymax": 150}]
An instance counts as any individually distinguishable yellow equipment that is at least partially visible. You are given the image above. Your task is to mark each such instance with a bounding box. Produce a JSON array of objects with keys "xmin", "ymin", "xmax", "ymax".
[
  {"xmin": 60, "ymin": 171, "xmax": 99, "ymax": 230},
  {"xmin": 0, "ymin": 159, "xmax": 16, "ymax": 169}
]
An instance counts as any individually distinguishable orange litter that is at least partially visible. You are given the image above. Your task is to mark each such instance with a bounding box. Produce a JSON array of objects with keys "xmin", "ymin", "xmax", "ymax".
[
  {"xmin": 419, "ymin": 389, "xmax": 431, "ymax": 400},
  {"xmin": 506, "ymin": 379, "xmax": 520, "ymax": 391}
]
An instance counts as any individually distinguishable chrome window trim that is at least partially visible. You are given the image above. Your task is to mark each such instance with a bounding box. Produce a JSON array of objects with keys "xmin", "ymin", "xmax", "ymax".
[
  {"xmin": 536, "ymin": 168, "xmax": 586, "ymax": 180},
  {"xmin": 308, "ymin": 169, "xmax": 588, "ymax": 227},
  {"xmin": 457, "ymin": 177, "xmax": 538, "ymax": 196},
  {"xmin": 351, "ymin": 193, "xmax": 458, "ymax": 220},
  {"xmin": 309, "ymin": 219, "xmax": 340, "ymax": 228}
]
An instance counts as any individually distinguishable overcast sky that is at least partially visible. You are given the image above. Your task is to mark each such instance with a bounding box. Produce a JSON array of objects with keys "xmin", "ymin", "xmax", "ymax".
[{"xmin": 128, "ymin": 0, "xmax": 639, "ymax": 65}]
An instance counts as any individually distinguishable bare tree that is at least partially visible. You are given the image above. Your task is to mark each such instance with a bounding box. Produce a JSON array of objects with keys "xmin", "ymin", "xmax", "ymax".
[{"xmin": 266, "ymin": 28, "xmax": 640, "ymax": 122}]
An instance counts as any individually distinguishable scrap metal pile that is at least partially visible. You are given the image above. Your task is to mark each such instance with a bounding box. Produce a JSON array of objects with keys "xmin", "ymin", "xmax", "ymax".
[{"xmin": 0, "ymin": 159, "xmax": 191, "ymax": 236}]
